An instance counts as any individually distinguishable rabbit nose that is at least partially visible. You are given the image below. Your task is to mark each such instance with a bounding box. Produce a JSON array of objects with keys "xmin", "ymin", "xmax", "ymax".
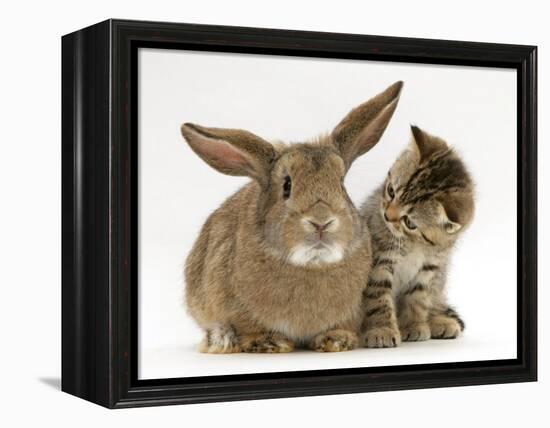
[{"xmin": 308, "ymin": 219, "xmax": 334, "ymax": 231}]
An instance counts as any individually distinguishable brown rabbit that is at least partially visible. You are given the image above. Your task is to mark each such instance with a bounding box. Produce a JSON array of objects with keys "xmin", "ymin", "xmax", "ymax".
[{"xmin": 180, "ymin": 81, "xmax": 403, "ymax": 353}]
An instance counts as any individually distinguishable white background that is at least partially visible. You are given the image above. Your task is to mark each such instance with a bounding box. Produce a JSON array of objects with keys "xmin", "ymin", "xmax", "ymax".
[
  {"xmin": 0, "ymin": 0, "xmax": 547, "ymax": 426},
  {"xmin": 139, "ymin": 49, "xmax": 517, "ymax": 379}
]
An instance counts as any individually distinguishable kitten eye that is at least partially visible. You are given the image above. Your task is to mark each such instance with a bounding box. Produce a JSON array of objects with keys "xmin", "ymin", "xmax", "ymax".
[
  {"xmin": 387, "ymin": 183, "xmax": 395, "ymax": 199},
  {"xmin": 283, "ymin": 175, "xmax": 292, "ymax": 199},
  {"xmin": 402, "ymin": 215, "xmax": 417, "ymax": 230}
]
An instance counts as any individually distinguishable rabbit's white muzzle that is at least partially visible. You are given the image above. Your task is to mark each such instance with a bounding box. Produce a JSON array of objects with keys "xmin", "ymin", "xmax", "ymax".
[{"xmin": 288, "ymin": 242, "xmax": 344, "ymax": 266}]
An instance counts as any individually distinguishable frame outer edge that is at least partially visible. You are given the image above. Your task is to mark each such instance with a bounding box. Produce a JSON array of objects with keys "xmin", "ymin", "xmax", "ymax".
[
  {"xmin": 61, "ymin": 19, "xmax": 113, "ymax": 408},
  {"xmin": 61, "ymin": 29, "xmax": 80, "ymax": 399}
]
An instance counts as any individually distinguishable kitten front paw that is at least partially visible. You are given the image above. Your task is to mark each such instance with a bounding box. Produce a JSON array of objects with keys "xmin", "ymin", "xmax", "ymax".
[
  {"xmin": 310, "ymin": 329, "xmax": 358, "ymax": 352},
  {"xmin": 401, "ymin": 323, "xmax": 431, "ymax": 342},
  {"xmin": 362, "ymin": 326, "xmax": 401, "ymax": 348},
  {"xmin": 240, "ymin": 332, "xmax": 294, "ymax": 353},
  {"xmin": 430, "ymin": 316, "xmax": 462, "ymax": 339}
]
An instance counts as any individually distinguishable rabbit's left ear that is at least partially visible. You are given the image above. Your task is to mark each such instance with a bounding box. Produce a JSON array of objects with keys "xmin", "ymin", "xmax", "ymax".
[
  {"xmin": 181, "ymin": 123, "xmax": 275, "ymax": 183},
  {"xmin": 332, "ymin": 81, "xmax": 403, "ymax": 170}
]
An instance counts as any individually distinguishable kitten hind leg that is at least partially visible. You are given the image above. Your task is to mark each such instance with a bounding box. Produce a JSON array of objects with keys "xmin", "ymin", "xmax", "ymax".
[{"xmin": 429, "ymin": 307, "xmax": 464, "ymax": 339}]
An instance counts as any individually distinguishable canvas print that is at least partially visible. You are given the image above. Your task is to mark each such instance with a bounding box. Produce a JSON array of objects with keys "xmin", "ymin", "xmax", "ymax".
[{"xmin": 138, "ymin": 49, "xmax": 517, "ymax": 380}]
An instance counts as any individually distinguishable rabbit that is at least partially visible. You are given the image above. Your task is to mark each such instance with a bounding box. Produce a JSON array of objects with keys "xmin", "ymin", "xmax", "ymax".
[{"xmin": 180, "ymin": 81, "xmax": 403, "ymax": 353}]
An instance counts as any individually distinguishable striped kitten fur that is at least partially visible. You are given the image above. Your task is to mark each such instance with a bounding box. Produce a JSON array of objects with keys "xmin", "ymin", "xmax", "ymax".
[{"xmin": 360, "ymin": 126, "xmax": 474, "ymax": 348}]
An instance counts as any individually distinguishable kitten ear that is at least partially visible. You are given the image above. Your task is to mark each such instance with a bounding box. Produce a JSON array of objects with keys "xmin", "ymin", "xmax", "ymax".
[
  {"xmin": 332, "ymin": 81, "xmax": 403, "ymax": 170},
  {"xmin": 181, "ymin": 123, "xmax": 275, "ymax": 183},
  {"xmin": 442, "ymin": 217, "xmax": 462, "ymax": 234},
  {"xmin": 437, "ymin": 192, "xmax": 474, "ymax": 234},
  {"xmin": 410, "ymin": 125, "xmax": 448, "ymax": 162}
]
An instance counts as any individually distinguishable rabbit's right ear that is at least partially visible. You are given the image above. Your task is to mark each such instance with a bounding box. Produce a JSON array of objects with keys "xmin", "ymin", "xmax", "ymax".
[
  {"xmin": 181, "ymin": 123, "xmax": 275, "ymax": 183},
  {"xmin": 332, "ymin": 81, "xmax": 403, "ymax": 170}
]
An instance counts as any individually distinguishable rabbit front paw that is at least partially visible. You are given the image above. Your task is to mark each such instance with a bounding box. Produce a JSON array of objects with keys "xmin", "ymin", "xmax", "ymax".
[
  {"xmin": 310, "ymin": 329, "xmax": 358, "ymax": 352},
  {"xmin": 240, "ymin": 332, "xmax": 294, "ymax": 353}
]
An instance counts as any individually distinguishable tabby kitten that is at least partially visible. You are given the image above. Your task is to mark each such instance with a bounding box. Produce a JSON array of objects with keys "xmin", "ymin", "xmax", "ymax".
[{"xmin": 360, "ymin": 125, "xmax": 474, "ymax": 348}]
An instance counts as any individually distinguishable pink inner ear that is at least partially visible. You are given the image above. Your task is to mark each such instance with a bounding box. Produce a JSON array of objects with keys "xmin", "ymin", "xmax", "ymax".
[{"xmin": 204, "ymin": 139, "xmax": 250, "ymax": 169}]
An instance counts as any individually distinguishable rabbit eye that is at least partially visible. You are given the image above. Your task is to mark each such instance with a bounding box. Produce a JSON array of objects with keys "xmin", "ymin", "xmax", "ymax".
[
  {"xmin": 402, "ymin": 215, "xmax": 417, "ymax": 230},
  {"xmin": 387, "ymin": 183, "xmax": 395, "ymax": 199},
  {"xmin": 283, "ymin": 175, "xmax": 292, "ymax": 199}
]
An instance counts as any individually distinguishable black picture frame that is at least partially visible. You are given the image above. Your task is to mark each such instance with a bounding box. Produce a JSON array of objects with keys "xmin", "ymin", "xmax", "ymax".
[{"xmin": 61, "ymin": 19, "xmax": 537, "ymax": 408}]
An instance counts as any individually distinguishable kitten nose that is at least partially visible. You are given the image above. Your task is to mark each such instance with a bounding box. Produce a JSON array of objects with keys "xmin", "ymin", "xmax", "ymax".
[{"xmin": 384, "ymin": 204, "xmax": 400, "ymax": 222}]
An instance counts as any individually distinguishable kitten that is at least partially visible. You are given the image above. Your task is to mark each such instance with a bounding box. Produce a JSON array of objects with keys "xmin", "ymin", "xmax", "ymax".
[{"xmin": 360, "ymin": 125, "xmax": 474, "ymax": 348}]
